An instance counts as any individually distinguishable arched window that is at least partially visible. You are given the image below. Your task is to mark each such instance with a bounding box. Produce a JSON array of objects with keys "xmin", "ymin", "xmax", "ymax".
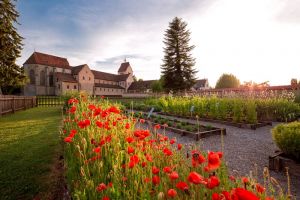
[
  {"xmin": 40, "ymin": 71, "xmax": 45, "ymax": 86},
  {"xmin": 29, "ymin": 69, "xmax": 35, "ymax": 84}
]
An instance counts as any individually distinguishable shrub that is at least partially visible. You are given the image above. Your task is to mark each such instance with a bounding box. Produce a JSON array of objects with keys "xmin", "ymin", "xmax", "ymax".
[{"xmin": 272, "ymin": 122, "xmax": 300, "ymax": 161}]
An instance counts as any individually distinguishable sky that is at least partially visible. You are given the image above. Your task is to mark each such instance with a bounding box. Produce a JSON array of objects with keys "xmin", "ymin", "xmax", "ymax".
[{"xmin": 16, "ymin": 0, "xmax": 300, "ymax": 87}]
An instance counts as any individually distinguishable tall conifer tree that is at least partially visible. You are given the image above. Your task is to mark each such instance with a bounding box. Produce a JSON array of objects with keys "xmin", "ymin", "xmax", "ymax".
[
  {"xmin": 161, "ymin": 17, "xmax": 197, "ymax": 92},
  {"xmin": 0, "ymin": 0, "xmax": 26, "ymax": 94}
]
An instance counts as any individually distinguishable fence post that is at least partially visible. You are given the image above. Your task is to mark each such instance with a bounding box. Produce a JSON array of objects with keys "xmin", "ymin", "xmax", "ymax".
[
  {"xmin": 23, "ymin": 97, "xmax": 26, "ymax": 110},
  {"xmin": 12, "ymin": 97, "xmax": 15, "ymax": 113},
  {"xmin": 0, "ymin": 99, "xmax": 2, "ymax": 116}
]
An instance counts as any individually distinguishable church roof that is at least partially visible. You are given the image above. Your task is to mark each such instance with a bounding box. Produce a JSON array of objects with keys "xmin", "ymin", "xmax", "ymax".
[
  {"xmin": 92, "ymin": 70, "xmax": 130, "ymax": 81},
  {"xmin": 128, "ymin": 80, "xmax": 156, "ymax": 91},
  {"xmin": 55, "ymin": 72, "xmax": 77, "ymax": 83},
  {"xmin": 24, "ymin": 52, "xmax": 70, "ymax": 69},
  {"xmin": 72, "ymin": 64, "xmax": 86, "ymax": 75},
  {"xmin": 118, "ymin": 62, "xmax": 130, "ymax": 72}
]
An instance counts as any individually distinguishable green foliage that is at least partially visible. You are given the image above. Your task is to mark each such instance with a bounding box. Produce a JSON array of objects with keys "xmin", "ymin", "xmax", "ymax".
[
  {"xmin": 151, "ymin": 80, "xmax": 164, "ymax": 93},
  {"xmin": 244, "ymin": 100, "xmax": 257, "ymax": 124},
  {"xmin": 272, "ymin": 122, "xmax": 300, "ymax": 161},
  {"xmin": 161, "ymin": 17, "xmax": 197, "ymax": 92},
  {"xmin": 0, "ymin": 0, "xmax": 27, "ymax": 93},
  {"xmin": 215, "ymin": 73, "xmax": 240, "ymax": 89},
  {"xmin": 145, "ymin": 96, "xmax": 300, "ymax": 123}
]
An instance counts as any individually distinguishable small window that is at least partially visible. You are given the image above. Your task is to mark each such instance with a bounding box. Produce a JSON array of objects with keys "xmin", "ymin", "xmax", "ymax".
[
  {"xmin": 89, "ymin": 77, "xmax": 91, "ymax": 80},
  {"xmin": 67, "ymin": 85, "xmax": 69, "ymax": 89},
  {"xmin": 74, "ymin": 85, "xmax": 77, "ymax": 89},
  {"xmin": 86, "ymin": 70, "xmax": 88, "ymax": 73},
  {"xmin": 58, "ymin": 84, "xmax": 60, "ymax": 89},
  {"xmin": 83, "ymin": 76, "xmax": 85, "ymax": 80},
  {"xmin": 56, "ymin": 78, "xmax": 59, "ymax": 82},
  {"xmin": 104, "ymin": 88, "xmax": 105, "ymax": 91}
]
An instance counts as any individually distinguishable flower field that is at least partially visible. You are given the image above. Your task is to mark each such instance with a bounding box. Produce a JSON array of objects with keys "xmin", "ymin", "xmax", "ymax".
[{"xmin": 62, "ymin": 95, "xmax": 289, "ymax": 199}]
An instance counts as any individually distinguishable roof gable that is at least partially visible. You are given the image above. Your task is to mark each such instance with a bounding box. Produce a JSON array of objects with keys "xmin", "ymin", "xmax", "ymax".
[
  {"xmin": 72, "ymin": 64, "xmax": 87, "ymax": 75},
  {"xmin": 118, "ymin": 62, "xmax": 130, "ymax": 73},
  {"xmin": 24, "ymin": 52, "xmax": 70, "ymax": 69}
]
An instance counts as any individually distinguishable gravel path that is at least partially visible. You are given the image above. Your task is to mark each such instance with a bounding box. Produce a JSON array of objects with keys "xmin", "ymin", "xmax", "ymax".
[{"xmin": 139, "ymin": 113, "xmax": 300, "ymax": 199}]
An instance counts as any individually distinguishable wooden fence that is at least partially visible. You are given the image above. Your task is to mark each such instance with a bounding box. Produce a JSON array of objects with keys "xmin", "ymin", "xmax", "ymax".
[
  {"xmin": 0, "ymin": 96, "xmax": 37, "ymax": 116},
  {"xmin": 37, "ymin": 96, "xmax": 64, "ymax": 106}
]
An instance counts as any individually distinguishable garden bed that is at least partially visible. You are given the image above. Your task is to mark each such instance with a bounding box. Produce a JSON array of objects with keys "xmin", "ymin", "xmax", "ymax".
[
  {"xmin": 269, "ymin": 151, "xmax": 300, "ymax": 177},
  {"xmin": 132, "ymin": 112, "xmax": 226, "ymax": 140},
  {"xmin": 156, "ymin": 112, "xmax": 272, "ymax": 130}
]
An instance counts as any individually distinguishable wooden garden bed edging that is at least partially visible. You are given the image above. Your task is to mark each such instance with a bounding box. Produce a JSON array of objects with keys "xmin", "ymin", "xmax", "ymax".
[
  {"xmin": 147, "ymin": 120, "xmax": 226, "ymax": 141},
  {"xmin": 156, "ymin": 112, "xmax": 272, "ymax": 130},
  {"xmin": 269, "ymin": 151, "xmax": 300, "ymax": 177}
]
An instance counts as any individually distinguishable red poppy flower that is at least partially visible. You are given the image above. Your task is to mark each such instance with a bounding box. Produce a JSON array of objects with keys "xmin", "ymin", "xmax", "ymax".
[
  {"xmin": 102, "ymin": 196, "xmax": 110, "ymax": 200},
  {"xmin": 170, "ymin": 138, "xmax": 176, "ymax": 144},
  {"xmin": 176, "ymin": 181, "xmax": 189, "ymax": 191},
  {"xmin": 154, "ymin": 124, "xmax": 161, "ymax": 129},
  {"xmin": 96, "ymin": 183, "xmax": 107, "ymax": 192},
  {"xmin": 88, "ymin": 104, "xmax": 96, "ymax": 110},
  {"xmin": 152, "ymin": 175, "xmax": 160, "ymax": 185},
  {"xmin": 128, "ymin": 161, "xmax": 135, "ymax": 168},
  {"xmin": 242, "ymin": 177, "xmax": 249, "ymax": 184},
  {"xmin": 108, "ymin": 106, "xmax": 120, "ymax": 114},
  {"xmin": 126, "ymin": 137, "xmax": 134, "ymax": 143},
  {"xmin": 167, "ymin": 189, "xmax": 177, "ymax": 198},
  {"xmin": 163, "ymin": 148, "xmax": 173, "ymax": 156},
  {"xmin": 64, "ymin": 137, "xmax": 72, "ymax": 143},
  {"xmin": 68, "ymin": 98, "xmax": 79, "ymax": 104},
  {"xmin": 205, "ymin": 151, "xmax": 221, "ymax": 171},
  {"xmin": 256, "ymin": 183, "xmax": 265, "ymax": 193},
  {"xmin": 163, "ymin": 166, "xmax": 172, "ymax": 173},
  {"xmin": 152, "ymin": 166, "xmax": 160, "ymax": 174},
  {"xmin": 141, "ymin": 162, "xmax": 147, "ymax": 168},
  {"xmin": 145, "ymin": 154, "xmax": 153, "ymax": 162},
  {"xmin": 191, "ymin": 150, "xmax": 206, "ymax": 167},
  {"xmin": 130, "ymin": 155, "xmax": 139, "ymax": 164},
  {"xmin": 212, "ymin": 193, "xmax": 220, "ymax": 200},
  {"xmin": 177, "ymin": 143, "xmax": 183, "ymax": 150},
  {"xmin": 206, "ymin": 176, "xmax": 220, "ymax": 189},
  {"xmin": 127, "ymin": 146, "xmax": 135, "ymax": 154},
  {"xmin": 169, "ymin": 171, "xmax": 179, "ymax": 180},
  {"xmin": 125, "ymin": 122, "xmax": 130, "ymax": 129},
  {"xmin": 93, "ymin": 147, "xmax": 101, "ymax": 153},
  {"xmin": 96, "ymin": 120, "xmax": 103, "ymax": 128},
  {"xmin": 231, "ymin": 188, "xmax": 259, "ymax": 200},
  {"xmin": 188, "ymin": 171, "xmax": 204, "ymax": 184},
  {"xmin": 69, "ymin": 106, "xmax": 76, "ymax": 114},
  {"xmin": 68, "ymin": 129, "xmax": 77, "ymax": 138},
  {"xmin": 140, "ymin": 119, "xmax": 145, "ymax": 123},
  {"xmin": 78, "ymin": 119, "xmax": 90, "ymax": 129}
]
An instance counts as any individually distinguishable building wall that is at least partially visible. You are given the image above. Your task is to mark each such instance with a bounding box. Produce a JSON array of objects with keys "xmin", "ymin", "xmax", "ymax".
[
  {"xmin": 77, "ymin": 65, "xmax": 94, "ymax": 95},
  {"xmin": 61, "ymin": 82, "xmax": 79, "ymax": 95},
  {"xmin": 24, "ymin": 64, "xmax": 59, "ymax": 96},
  {"xmin": 94, "ymin": 87, "xmax": 124, "ymax": 96}
]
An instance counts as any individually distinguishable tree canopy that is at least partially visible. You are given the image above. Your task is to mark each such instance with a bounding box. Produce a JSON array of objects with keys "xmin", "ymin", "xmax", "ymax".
[
  {"xmin": 215, "ymin": 73, "xmax": 240, "ymax": 89},
  {"xmin": 161, "ymin": 17, "xmax": 197, "ymax": 93},
  {"xmin": 0, "ymin": 0, "xmax": 26, "ymax": 94}
]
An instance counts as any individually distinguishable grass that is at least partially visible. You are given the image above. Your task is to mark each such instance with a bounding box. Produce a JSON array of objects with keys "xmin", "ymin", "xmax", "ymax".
[{"xmin": 0, "ymin": 107, "xmax": 62, "ymax": 200}]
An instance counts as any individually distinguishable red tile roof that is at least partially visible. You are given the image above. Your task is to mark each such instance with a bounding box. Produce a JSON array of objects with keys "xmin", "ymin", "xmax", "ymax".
[
  {"xmin": 24, "ymin": 52, "xmax": 70, "ymax": 69},
  {"xmin": 55, "ymin": 72, "xmax": 77, "ymax": 83},
  {"xmin": 92, "ymin": 70, "xmax": 130, "ymax": 81},
  {"xmin": 118, "ymin": 62, "xmax": 130, "ymax": 72},
  {"xmin": 72, "ymin": 64, "xmax": 86, "ymax": 75},
  {"xmin": 128, "ymin": 80, "xmax": 156, "ymax": 91}
]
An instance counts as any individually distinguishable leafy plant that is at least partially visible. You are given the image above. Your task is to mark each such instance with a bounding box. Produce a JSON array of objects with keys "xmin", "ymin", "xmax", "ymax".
[{"xmin": 272, "ymin": 122, "xmax": 300, "ymax": 161}]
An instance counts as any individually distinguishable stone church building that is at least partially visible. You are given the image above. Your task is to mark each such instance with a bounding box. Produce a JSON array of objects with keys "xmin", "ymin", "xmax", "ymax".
[{"xmin": 23, "ymin": 52, "xmax": 134, "ymax": 96}]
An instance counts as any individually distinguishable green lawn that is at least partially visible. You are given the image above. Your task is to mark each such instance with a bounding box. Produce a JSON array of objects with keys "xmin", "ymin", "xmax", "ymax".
[{"xmin": 0, "ymin": 107, "xmax": 62, "ymax": 200}]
